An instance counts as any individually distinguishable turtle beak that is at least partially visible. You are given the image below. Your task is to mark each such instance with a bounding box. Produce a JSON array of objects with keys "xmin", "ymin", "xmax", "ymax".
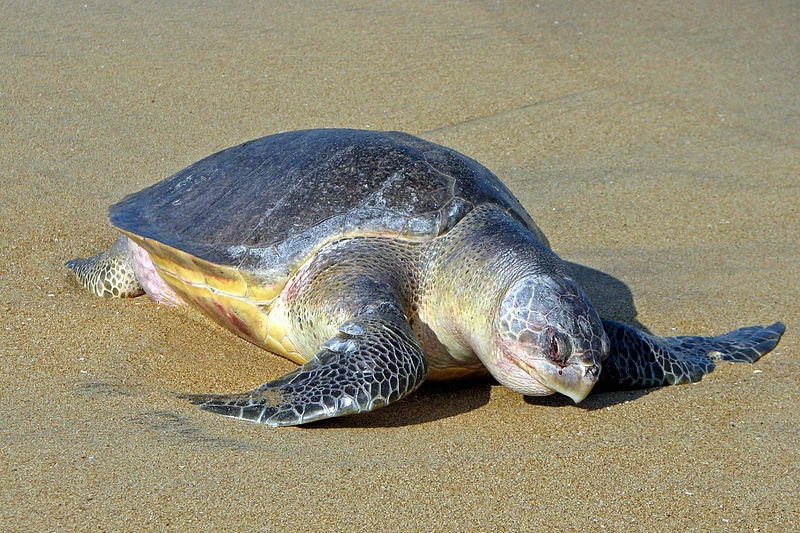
[{"xmin": 531, "ymin": 358, "xmax": 600, "ymax": 403}]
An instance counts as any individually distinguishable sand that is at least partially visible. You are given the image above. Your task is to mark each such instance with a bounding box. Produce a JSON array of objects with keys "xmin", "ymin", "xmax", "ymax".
[{"xmin": 2, "ymin": 1, "xmax": 798, "ymax": 531}]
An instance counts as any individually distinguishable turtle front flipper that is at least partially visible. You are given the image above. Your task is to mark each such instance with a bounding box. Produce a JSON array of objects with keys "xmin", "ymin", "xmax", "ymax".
[
  {"xmin": 66, "ymin": 235, "xmax": 144, "ymax": 298},
  {"xmin": 185, "ymin": 307, "xmax": 428, "ymax": 426},
  {"xmin": 597, "ymin": 320, "xmax": 785, "ymax": 390}
]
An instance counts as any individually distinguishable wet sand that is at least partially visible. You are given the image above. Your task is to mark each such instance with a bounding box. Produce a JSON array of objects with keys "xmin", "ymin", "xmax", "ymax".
[{"xmin": 2, "ymin": 1, "xmax": 798, "ymax": 530}]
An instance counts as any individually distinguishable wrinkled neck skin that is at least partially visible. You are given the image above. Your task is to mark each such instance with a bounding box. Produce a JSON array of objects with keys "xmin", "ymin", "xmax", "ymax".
[{"xmin": 424, "ymin": 205, "xmax": 608, "ymax": 402}]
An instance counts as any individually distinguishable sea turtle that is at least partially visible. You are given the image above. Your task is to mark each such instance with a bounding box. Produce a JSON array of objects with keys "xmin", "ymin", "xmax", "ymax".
[{"xmin": 67, "ymin": 129, "xmax": 785, "ymax": 426}]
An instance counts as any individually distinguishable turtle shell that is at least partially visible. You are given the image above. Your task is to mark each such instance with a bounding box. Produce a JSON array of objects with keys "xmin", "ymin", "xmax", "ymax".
[{"xmin": 111, "ymin": 129, "xmax": 542, "ymax": 302}]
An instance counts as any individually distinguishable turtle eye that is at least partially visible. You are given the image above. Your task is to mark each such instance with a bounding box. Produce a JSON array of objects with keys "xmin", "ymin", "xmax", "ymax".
[{"xmin": 547, "ymin": 329, "xmax": 569, "ymax": 365}]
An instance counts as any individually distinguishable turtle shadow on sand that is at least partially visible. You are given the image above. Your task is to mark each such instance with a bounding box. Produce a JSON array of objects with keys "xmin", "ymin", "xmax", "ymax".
[
  {"xmin": 305, "ymin": 380, "xmax": 494, "ymax": 429},
  {"xmin": 304, "ymin": 380, "xmax": 647, "ymax": 429},
  {"xmin": 563, "ymin": 260, "xmax": 649, "ymax": 334},
  {"xmin": 523, "ymin": 386, "xmax": 652, "ymax": 412}
]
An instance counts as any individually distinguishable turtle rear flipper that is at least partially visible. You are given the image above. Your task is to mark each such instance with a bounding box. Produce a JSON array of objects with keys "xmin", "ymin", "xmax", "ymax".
[
  {"xmin": 597, "ymin": 320, "xmax": 785, "ymax": 390},
  {"xmin": 66, "ymin": 235, "xmax": 144, "ymax": 298},
  {"xmin": 185, "ymin": 307, "xmax": 428, "ymax": 426}
]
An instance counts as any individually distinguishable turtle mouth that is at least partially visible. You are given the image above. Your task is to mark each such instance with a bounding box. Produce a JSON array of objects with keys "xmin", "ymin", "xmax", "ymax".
[{"xmin": 506, "ymin": 349, "xmax": 600, "ymax": 403}]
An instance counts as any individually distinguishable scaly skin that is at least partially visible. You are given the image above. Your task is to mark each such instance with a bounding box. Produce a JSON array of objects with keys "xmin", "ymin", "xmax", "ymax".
[
  {"xmin": 185, "ymin": 305, "xmax": 427, "ymax": 426},
  {"xmin": 66, "ymin": 235, "xmax": 144, "ymax": 298},
  {"xmin": 597, "ymin": 320, "xmax": 786, "ymax": 390},
  {"xmin": 67, "ymin": 204, "xmax": 785, "ymax": 425},
  {"xmin": 419, "ymin": 205, "xmax": 607, "ymax": 401},
  {"xmin": 67, "ymin": 204, "xmax": 785, "ymax": 426}
]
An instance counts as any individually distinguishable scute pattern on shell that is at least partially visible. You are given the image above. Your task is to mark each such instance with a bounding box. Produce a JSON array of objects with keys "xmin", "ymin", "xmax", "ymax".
[{"xmin": 109, "ymin": 129, "xmax": 537, "ymax": 284}]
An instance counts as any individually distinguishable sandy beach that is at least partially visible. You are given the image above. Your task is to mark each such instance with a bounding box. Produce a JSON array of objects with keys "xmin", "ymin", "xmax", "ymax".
[{"xmin": 2, "ymin": 1, "xmax": 798, "ymax": 530}]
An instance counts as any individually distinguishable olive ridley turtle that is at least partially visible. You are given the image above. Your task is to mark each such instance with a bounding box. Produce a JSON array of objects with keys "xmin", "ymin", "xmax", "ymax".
[{"xmin": 67, "ymin": 129, "xmax": 785, "ymax": 426}]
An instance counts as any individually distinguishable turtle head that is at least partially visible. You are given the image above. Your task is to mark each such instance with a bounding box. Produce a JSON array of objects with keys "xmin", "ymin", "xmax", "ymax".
[{"xmin": 487, "ymin": 275, "xmax": 609, "ymax": 403}]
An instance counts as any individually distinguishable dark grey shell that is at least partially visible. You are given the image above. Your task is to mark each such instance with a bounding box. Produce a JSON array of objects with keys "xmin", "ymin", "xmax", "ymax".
[{"xmin": 110, "ymin": 129, "xmax": 542, "ymax": 280}]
